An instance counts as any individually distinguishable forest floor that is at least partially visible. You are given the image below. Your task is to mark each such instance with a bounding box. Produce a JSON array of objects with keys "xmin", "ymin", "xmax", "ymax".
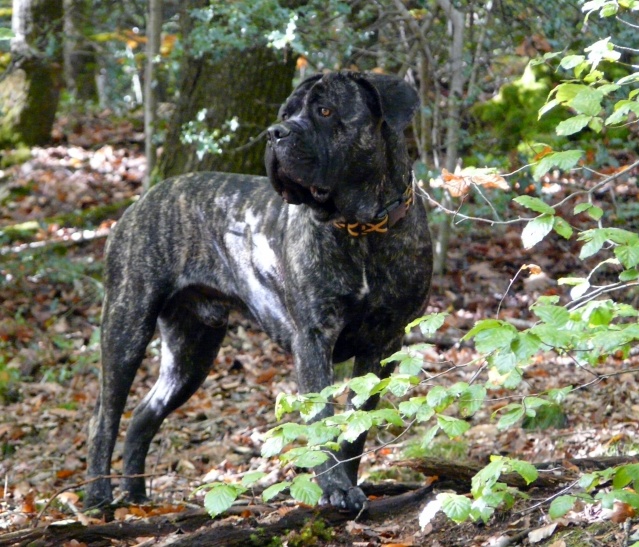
[{"xmin": 0, "ymin": 114, "xmax": 639, "ymax": 546}]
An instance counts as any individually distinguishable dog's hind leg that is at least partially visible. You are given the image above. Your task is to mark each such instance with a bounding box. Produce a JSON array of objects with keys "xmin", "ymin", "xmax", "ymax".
[
  {"xmin": 86, "ymin": 292, "xmax": 160, "ymax": 509},
  {"xmin": 120, "ymin": 298, "xmax": 228, "ymax": 502}
]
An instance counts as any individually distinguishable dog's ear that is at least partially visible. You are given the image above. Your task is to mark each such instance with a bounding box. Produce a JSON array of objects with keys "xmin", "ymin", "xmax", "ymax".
[
  {"xmin": 355, "ymin": 73, "xmax": 419, "ymax": 132},
  {"xmin": 280, "ymin": 73, "xmax": 324, "ymax": 119}
]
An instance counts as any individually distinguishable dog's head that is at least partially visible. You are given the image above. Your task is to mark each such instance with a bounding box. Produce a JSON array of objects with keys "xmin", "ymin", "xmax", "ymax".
[{"xmin": 265, "ymin": 71, "xmax": 418, "ymax": 223}]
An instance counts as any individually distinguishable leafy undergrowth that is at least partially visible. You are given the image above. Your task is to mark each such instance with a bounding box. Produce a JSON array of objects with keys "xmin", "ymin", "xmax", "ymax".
[{"xmin": 1, "ymin": 120, "xmax": 639, "ymax": 545}]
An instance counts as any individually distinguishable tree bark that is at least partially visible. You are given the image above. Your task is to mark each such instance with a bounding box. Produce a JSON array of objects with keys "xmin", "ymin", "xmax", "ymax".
[
  {"xmin": 0, "ymin": 0, "xmax": 64, "ymax": 147},
  {"xmin": 432, "ymin": 0, "xmax": 465, "ymax": 276},
  {"xmin": 63, "ymin": 0, "xmax": 98, "ymax": 104},
  {"xmin": 158, "ymin": 46, "xmax": 296, "ymax": 178},
  {"xmin": 144, "ymin": 0, "xmax": 162, "ymax": 190}
]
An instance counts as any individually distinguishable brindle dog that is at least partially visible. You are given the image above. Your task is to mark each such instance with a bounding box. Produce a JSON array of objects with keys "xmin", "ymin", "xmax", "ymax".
[{"xmin": 86, "ymin": 71, "xmax": 432, "ymax": 512}]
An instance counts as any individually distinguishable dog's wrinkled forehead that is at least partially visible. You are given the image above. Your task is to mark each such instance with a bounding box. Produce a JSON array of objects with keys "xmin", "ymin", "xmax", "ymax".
[
  {"xmin": 278, "ymin": 73, "xmax": 369, "ymax": 121},
  {"xmin": 278, "ymin": 71, "xmax": 419, "ymax": 133}
]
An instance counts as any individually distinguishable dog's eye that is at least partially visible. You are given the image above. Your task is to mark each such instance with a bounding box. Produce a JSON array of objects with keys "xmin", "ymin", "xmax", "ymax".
[
  {"xmin": 319, "ymin": 107, "xmax": 332, "ymax": 118},
  {"xmin": 281, "ymin": 112, "xmax": 289, "ymax": 121}
]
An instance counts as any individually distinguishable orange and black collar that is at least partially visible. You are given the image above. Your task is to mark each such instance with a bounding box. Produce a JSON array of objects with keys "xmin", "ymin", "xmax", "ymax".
[{"xmin": 333, "ymin": 185, "xmax": 414, "ymax": 237}]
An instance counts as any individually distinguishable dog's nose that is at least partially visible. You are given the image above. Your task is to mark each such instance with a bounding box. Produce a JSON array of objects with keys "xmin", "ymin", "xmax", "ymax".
[{"xmin": 267, "ymin": 123, "xmax": 291, "ymax": 142}]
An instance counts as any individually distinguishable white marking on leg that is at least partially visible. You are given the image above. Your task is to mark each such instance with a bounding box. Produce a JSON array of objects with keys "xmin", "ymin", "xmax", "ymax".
[
  {"xmin": 358, "ymin": 266, "xmax": 370, "ymax": 299},
  {"xmin": 146, "ymin": 339, "xmax": 178, "ymax": 413}
]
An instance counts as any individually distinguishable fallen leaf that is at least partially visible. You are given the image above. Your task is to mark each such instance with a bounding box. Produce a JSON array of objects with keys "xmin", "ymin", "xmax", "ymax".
[{"xmin": 529, "ymin": 522, "xmax": 557, "ymax": 543}]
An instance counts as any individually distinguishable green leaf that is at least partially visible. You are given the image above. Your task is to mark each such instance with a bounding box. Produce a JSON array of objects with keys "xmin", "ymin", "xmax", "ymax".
[
  {"xmin": 437, "ymin": 414, "xmax": 471, "ymax": 438},
  {"xmin": 553, "ymin": 216, "xmax": 573, "ymax": 239},
  {"xmin": 554, "ymin": 83, "xmax": 587, "ymax": 103},
  {"xmin": 560, "ymin": 55, "xmax": 585, "ymax": 70},
  {"xmin": 262, "ymin": 481, "xmax": 291, "ymax": 502},
  {"xmin": 606, "ymin": 100, "xmax": 639, "ymax": 125},
  {"xmin": 472, "ymin": 457, "xmax": 506, "ymax": 495},
  {"xmin": 465, "ymin": 320, "xmax": 517, "ymax": 353},
  {"xmin": 509, "ymin": 460, "xmax": 538, "ymax": 485},
  {"xmin": 549, "ymin": 495, "xmax": 577, "ymax": 519},
  {"xmin": 620, "ymin": 268, "xmax": 639, "ymax": 282},
  {"xmin": 573, "ymin": 202, "xmax": 604, "ymax": 221},
  {"xmin": 349, "ymin": 373, "xmax": 381, "ymax": 408},
  {"xmin": 490, "ymin": 351, "xmax": 517, "ymax": 374},
  {"xmin": 370, "ymin": 408, "xmax": 405, "ymax": 427},
  {"xmin": 458, "ymin": 385, "xmax": 487, "ymax": 418},
  {"xmin": 299, "ymin": 395, "xmax": 327, "ymax": 422},
  {"xmin": 570, "ymin": 87, "xmax": 604, "ymax": 116},
  {"xmin": 496, "ymin": 404, "xmax": 525, "ymax": 430},
  {"xmin": 587, "ymin": 304, "xmax": 614, "ymax": 327},
  {"xmin": 597, "ymin": 489, "xmax": 639, "ymax": 510},
  {"xmin": 606, "ymin": 228, "xmax": 638, "ymax": 245},
  {"xmin": 521, "ymin": 214, "xmax": 554, "ymax": 249},
  {"xmin": 398, "ymin": 355, "xmax": 424, "ymax": 376},
  {"xmin": 385, "ymin": 374, "xmax": 414, "ymax": 397},
  {"xmin": 579, "ymin": 229, "xmax": 608, "ymax": 259},
  {"xmin": 341, "ymin": 411, "xmax": 374, "ymax": 442},
  {"xmin": 538, "ymin": 98, "xmax": 560, "ymax": 119},
  {"xmin": 405, "ymin": 312, "xmax": 447, "ymax": 335},
  {"xmin": 204, "ymin": 484, "xmax": 245, "ymax": 518},
  {"xmin": 306, "ymin": 422, "xmax": 340, "ymax": 446},
  {"xmin": 513, "ymin": 195, "xmax": 555, "ymax": 215},
  {"xmin": 0, "ymin": 28, "xmax": 12, "ymax": 41},
  {"xmin": 290, "ymin": 475, "xmax": 323, "ymax": 506},
  {"xmin": 529, "ymin": 324, "xmax": 573, "ymax": 348},
  {"xmin": 532, "ymin": 150, "xmax": 584, "ymax": 180},
  {"xmin": 532, "ymin": 304, "xmax": 570, "ymax": 327},
  {"xmin": 556, "ymin": 114, "xmax": 592, "ymax": 136},
  {"xmin": 600, "ymin": 2, "xmax": 619, "ymax": 15},
  {"xmin": 439, "ymin": 493, "xmax": 472, "ymax": 523},
  {"xmin": 510, "ymin": 332, "xmax": 541, "ymax": 362},
  {"xmin": 241, "ymin": 471, "xmax": 267, "ymax": 487},
  {"xmin": 548, "ymin": 386, "xmax": 572, "ymax": 404},
  {"xmin": 261, "ymin": 430, "xmax": 287, "ymax": 458},
  {"xmin": 282, "ymin": 447, "xmax": 330, "ymax": 468},
  {"xmin": 617, "ymin": 72, "xmax": 639, "ymax": 85},
  {"xmin": 427, "ymin": 386, "xmax": 453, "ymax": 411},
  {"xmin": 274, "ymin": 392, "xmax": 299, "ymax": 420},
  {"xmin": 420, "ymin": 424, "xmax": 440, "ymax": 448},
  {"xmin": 612, "ymin": 464, "xmax": 639, "ymax": 489},
  {"xmin": 399, "ymin": 396, "xmax": 427, "ymax": 418},
  {"xmin": 588, "ymin": 117, "xmax": 603, "ymax": 132},
  {"xmin": 615, "ymin": 243, "xmax": 639, "ymax": 269},
  {"xmin": 463, "ymin": 319, "xmax": 505, "ymax": 339},
  {"xmin": 448, "ymin": 382, "xmax": 469, "ymax": 397}
]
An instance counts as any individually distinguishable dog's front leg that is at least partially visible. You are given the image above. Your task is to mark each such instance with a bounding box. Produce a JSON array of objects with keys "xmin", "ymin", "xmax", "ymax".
[{"xmin": 291, "ymin": 332, "xmax": 369, "ymax": 511}]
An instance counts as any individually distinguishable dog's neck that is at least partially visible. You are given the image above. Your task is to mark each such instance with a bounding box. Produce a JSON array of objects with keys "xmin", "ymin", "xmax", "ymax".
[{"xmin": 332, "ymin": 174, "xmax": 414, "ymax": 237}]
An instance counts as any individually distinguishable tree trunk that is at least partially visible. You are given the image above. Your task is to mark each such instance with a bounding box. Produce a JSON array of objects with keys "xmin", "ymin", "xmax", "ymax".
[
  {"xmin": 62, "ymin": 0, "xmax": 98, "ymax": 104},
  {"xmin": 432, "ymin": 0, "xmax": 465, "ymax": 276},
  {"xmin": 158, "ymin": 44, "xmax": 296, "ymax": 178},
  {"xmin": 144, "ymin": 0, "xmax": 162, "ymax": 190},
  {"xmin": 0, "ymin": 0, "xmax": 63, "ymax": 147}
]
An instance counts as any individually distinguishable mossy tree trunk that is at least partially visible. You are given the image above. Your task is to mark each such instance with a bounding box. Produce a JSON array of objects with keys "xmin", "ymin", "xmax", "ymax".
[
  {"xmin": 0, "ymin": 0, "xmax": 64, "ymax": 147},
  {"xmin": 158, "ymin": 47, "xmax": 296, "ymax": 178}
]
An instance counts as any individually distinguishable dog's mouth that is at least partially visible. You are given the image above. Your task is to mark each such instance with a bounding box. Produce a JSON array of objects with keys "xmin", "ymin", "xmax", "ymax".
[
  {"xmin": 309, "ymin": 185, "xmax": 331, "ymax": 203},
  {"xmin": 279, "ymin": 178, "xmax": 333, "ymax": 208}
]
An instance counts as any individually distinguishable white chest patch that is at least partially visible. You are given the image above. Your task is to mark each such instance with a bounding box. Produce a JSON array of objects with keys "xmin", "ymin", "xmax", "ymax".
[{"xmin": 223, "ymin": 214, "xmax": 288, "ymax": 327}]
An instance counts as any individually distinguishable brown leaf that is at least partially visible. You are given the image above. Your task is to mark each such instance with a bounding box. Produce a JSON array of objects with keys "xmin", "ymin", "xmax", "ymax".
[{"xmin": 611, "ymin": 501, "xmax": 636, "ymax": 523}]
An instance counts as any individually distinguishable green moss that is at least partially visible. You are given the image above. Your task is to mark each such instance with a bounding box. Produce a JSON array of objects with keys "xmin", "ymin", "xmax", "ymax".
[
  {"xmin": 471, "ymin": 65, "xmax": 568, "ymax": 159},
  {"xmin": 287, "ymin": 519, "xmax": 333, "ymax": 547},
  {"xmin": 0, "ymin": 146, "xmax": 32, "ymax": 168}
]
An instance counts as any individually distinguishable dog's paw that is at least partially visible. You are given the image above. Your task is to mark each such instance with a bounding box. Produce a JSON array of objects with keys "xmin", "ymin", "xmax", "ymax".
[{"xmin": 319, "ymin": 485, "xmax": 368, "ymax": 512}]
